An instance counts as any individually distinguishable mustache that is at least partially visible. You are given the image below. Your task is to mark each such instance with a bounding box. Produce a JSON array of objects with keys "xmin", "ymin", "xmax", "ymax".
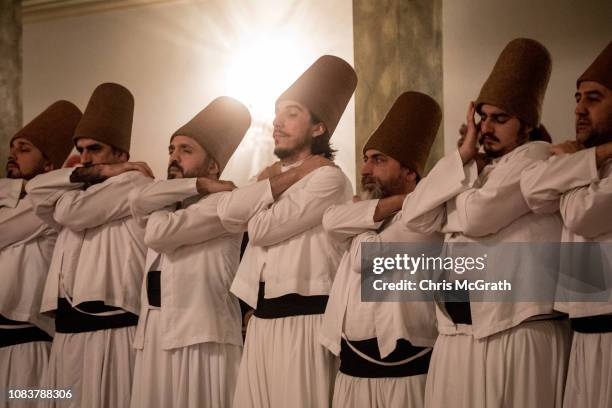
[
  {"xmin": 167, "ymin": 161, "xmax": 183, "ymax": 172},
  {"xmin": 361, "ymin": 175, "xmax": 378, "ymax": 186},
  {"xmin": 6, "ymin": 160, "xmax": 18, "ymax": 169},
  {"xmin": 273, "ymin": 130, "xmax": 289, "ymax": 138},
  {"xmin": 480, "ymin": 133, "xmax": 499, "ymax": 143}
]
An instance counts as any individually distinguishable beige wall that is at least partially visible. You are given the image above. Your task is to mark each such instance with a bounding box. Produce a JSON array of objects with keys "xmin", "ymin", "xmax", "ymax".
[
  {"xmin": 0, "ymin": 0, "xmax": 22, "ymax": 178},
  {"xmin": 23, "ymin": 0, "xmax": 355, "ymax": 188},
  {"xmin": 23, "ymin": 1, "xmax": 612, "ymax": 183},
  {"xmin": 443, "ymin": 0, "xmax": 612, "ymax": 152}
]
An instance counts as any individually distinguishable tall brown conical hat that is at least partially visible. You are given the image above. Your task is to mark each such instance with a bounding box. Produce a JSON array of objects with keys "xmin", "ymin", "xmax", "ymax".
[
  {"xmin": 363, "ymin": 92, "xmax": 441, "ymax": 177},
  {"xmin": 73, "ymin": 83, "xmax": 134, "ymax": 153},
  {"xmin": 172, "ymin": 96, "xmax": 251, "ymax": 173},
  {"xmin": 475, "ymin": 38, "xmax": 552, "ymax": 127},
  {"xmin": 277, "ymin": 55, "xmax": 357, "ymax": 136},
  {"xmin": 577, "ymin": 41, "xmax": 612, "ymax": 90},
  {"xmin": 11, "ymin": 101, "xmax": 82, "ymax": 169}
]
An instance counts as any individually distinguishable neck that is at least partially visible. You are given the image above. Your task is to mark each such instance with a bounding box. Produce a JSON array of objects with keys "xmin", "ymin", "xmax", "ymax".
[{"xmin": 280, "ymin": 148, "xmax": 313, "ymax": 167}]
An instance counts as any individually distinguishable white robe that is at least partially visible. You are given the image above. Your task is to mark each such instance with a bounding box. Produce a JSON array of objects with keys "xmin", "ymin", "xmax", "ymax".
[
  {"xmin": 402, "ymin": 143, "xmax": 570, "ymax": 408},
  {"xmin": 218, "ymin": 165, "xmax": 353, "ymax": 408},
  {"xmin": 26, "ymin": 168, "xmax": 151, "ymax": 408},
  {"xmin": 128, "ymin": 178, "xmax": 243, "ymax": 408},
  {"xmin": 320, "ymin": 199, "xmax": 442, "ymax": 408},
  {"xmin": 521, "ymin": 147, "xmax": 612, "ymax": 408},
  {"xmin": 1, "ymin": 178, "xmax": 56, "ymax": 400}
]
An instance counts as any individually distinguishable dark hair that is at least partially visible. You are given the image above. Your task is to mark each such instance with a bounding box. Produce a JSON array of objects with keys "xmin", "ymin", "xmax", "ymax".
[
  {"xmin": 309, "ymin": 112, "xmax": 337, "ymax": 160},
  {"xmin": 400, "ymin": 164, "xmax": 421, "ymax": 184},
  {"xmin": 516, "ymin": 121, "xmax": 551, "ymax": 144},
  {"xmin": 111, "ymin": 146, "xmax": 130, "ymax": 160},
  {"xmin": 527, "ymin": 124, "xmax": 552, "ymax": 143}
]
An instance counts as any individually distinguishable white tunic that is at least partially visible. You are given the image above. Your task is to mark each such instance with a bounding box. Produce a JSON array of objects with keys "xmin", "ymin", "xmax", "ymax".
[
  {"xmin": 320, "ymin": 199, "xmax": 442, "ymax": 358},
  {"xmin": 217, "ymin": 165, "xmax": 353, "ymax": 306},
  {"xmin": 1, "ymin": 178, "xmax": 54, "ymax": 404},
  {"xmin": 0, "ymin": 178, "xmax": 55, "ymax": 333},
  {"xmin": 402, "ymin": 142, "xmax": 563, "ymax": 339},
  {"xmin": 219, "ymin": 164, "xmax": 352, "ymax": 408},
  {"xmin": 26, "ymin": 168, "xmax": 151, "ymax": 314},
  {"xmin": 128, "ymin": 178, "xmax": 243, "ymax": 350},
  {"xmin": 521, "ymin": 147, "xmax": 612, "ymax": 318}
]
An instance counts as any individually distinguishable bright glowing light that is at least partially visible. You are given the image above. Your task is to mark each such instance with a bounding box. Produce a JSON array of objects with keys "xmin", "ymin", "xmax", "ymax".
[{"xmin": 225, "ymin": 31, "xmax": 313, "ymax": 119}]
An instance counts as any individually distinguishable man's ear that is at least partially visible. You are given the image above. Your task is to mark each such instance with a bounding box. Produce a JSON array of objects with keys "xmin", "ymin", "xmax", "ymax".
[
  {"xmin": 115, "ymin": 150, "xmax": 129, "ymax": 163},
  {"xmin": 44, "ymin": 159, "xmax": 54, "ymax": 172},
  {"xmin": 208, "ymin": 159, "xmax": 220, "ymax": 179},
  {"xmin": 403, "ymin": 167, "xmax": 417, "ymax": 184},
  {"xmin": 312, "ymin": 122, "xmax": 326, "ymax": 138}
]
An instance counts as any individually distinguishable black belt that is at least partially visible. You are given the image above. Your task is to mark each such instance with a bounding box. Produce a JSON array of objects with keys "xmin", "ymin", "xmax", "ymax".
[
  {"xmin": 571, "ymin": 314, "xmax": 612, "ymax": 333},
  {"xmin": 253, "ymin": 282, "xmax": 328, "ymax": 319},
  {"xmin": 444, "ymin": 302, "xmax": 472, "ymax": 325},
  {"xmin": 0, "ymin": 314, "xmax": 52, "ymax": 348},
  {"xmin": 339, "ymin": 338, "xmax": 431, "ymax": 378},
  {"xmin": 55, "ymin": 298, "xmax": 138, "ymax": 333},
  {"xmin": 0, "ymin": 326, "xmax": 52, "ymax": 348},
  {"xmin": 443, "ymin": 281, "xmax": 472, "ymax": 324},
  {"xmin": 0, "ymin": 314, "xmax": 28, "ymax": 326},
  {"xmin": 147, "ymin": 270, "xmax": 161, "ymax": 307}
]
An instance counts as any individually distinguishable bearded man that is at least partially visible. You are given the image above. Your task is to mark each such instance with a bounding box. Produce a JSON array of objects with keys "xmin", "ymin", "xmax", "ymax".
[
  {"xmin": 320, "ymin": 91, "xmax": 443, "ymax": 408},
  {"xmin": 521, "ymin": 41, "xmax": 612, "ymax": 408},
  {"xmin": 0, "ymin": 101, "xmax": 80, "ymax": 404},
  {"xmin": 128, "ymin": 96, "xmax": 251, "ymax": 408},
  {"xmin": 217, "ymin": 55, "xmax": 356, "ymax": 408}
]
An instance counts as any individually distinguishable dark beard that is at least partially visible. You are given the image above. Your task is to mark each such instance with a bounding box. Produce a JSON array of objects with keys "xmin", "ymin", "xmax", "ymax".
[
  {"xmin": 360, "ymin": 177, "xmax": 388, "ymax": 200},
  {"xmin": 167, "ymin": 161, "xmax": 210, "ymax": 180},
  {"xmin": 274, "ymin": 133, "xmax": 312, "ymax": 160},
  {"xmin": 6, "ymin": 161, "xmax": 44, "ymax": 180},
  {"xmin": 167, "ymin": 161, "xmax": 184, "ymax": 179},
  {"xmin": 584, "ymin": 132, "xmax": 612, "ymax": 148}
]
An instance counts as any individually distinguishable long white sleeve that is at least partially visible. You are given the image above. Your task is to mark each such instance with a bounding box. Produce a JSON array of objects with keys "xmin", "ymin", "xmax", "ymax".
[
  {"xmin": 217, "ymin": 179, "xmax": 275, "ymax": 233},
  {"xmin": 139, "ymin": 182, "xmax": 231, "ymax": 252},
  {"xmin": 560, "ymin": 159, "xmax": 612, "ymax": 238},
  {"xmin": 445, "ymin": 143, "xmax": 551, "ymax": 237},
  {"xmin": 26, "ymin": 168, "xmax": 82, "ymax": 231},
  {"xmin": 53, "ymin": 170, "xmax": 152, "ymax": 231},
  {"xmin": 322, "ymin": 199, "xmax": 383, "ymax": 244},
  {"xmin": 402, "ymin": 150, "xmax": 478, "ymax": 234},
  {"xmin": 129, "ymin": 178, "xmax": 198, "ymax": 227},
  {"xmin": 0, "ymin": 179, "xmax": 47, "ymax": 249},
  {"xmin": 247, "ymin": 166, "xmax": 349, "ymax": 247},
  {"xmin": 520, "ymin": 147, "xmax": 599, "ymax": 214}
]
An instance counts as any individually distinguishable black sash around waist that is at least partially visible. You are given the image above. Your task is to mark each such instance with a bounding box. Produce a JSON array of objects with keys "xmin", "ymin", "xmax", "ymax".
[
  {"xmin": 339, "ymin": 337, "xmax": 431, "ymax": 378},
  {"xmin": 445, "ymin": 302, "xmax": 473, "ymax": 325},
  {"xmin": 253, "ymin": 282, "xmax": 328, "ymax": 319},
  {"xmin": 55, "ymin": 298, "xmax": 138, "ymax": 333},
  {"xmin": 0, "ymin": 327, "xmax": 53, "ymax": 348},
  {"xmin": 0, "ymin": 314, "xmax": 28, "ymax": 326},
  {"xmin": 0, "ymin": 314, "xmax": 52, "ymax": 348},
  {"xmin": 571, "ymin": 314, "xmax": 612, "ymax": 333},
  {"xmin": 147, "ymin": 270, "xmax": 161, "ymax": 307}
]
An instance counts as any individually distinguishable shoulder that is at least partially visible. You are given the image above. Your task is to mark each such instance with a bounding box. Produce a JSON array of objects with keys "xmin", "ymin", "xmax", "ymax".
[
  {"xmin": 517, "ymin": 141, "xmax": 552, "ymax": 161},
  {"xmin": 307, "ymin": 165, "xmax": 351, "ymax": 187}
]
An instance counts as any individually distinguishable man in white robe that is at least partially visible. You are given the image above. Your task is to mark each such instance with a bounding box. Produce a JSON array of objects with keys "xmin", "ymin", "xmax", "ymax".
[
  {"xmin": 521, "ymin": 40, "xmax": 612, "ymax": 408},
  {"xmin": 217, "ymin": 55, "xmax": 357, "ymax": 408},
  {"xmin": 27, "ymin": 83, "xmax": 153, "ymax": 408},
  {"xmin": 402, "ymin": 38, "xmax": 570, "ymax": 408},
  {"xmin": 0, "ymin": 101, "xmax": 81, "ymax": 407},
  {"xmin": 320, "ymin": 91, "xmax": 444, "ymax": 408},
  {"xmin": 128, "ymin": 96, "xmax": 251, "ymax": 408}
]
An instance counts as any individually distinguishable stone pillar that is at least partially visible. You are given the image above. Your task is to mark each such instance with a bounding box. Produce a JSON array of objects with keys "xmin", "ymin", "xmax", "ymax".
[
  {"xmin": 353, "ymin": 0, "xmax": 443, "ymax": 188},
  {"xmin": 0, "ymin": 0, "xmax": 22, "ymax": 177}
]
